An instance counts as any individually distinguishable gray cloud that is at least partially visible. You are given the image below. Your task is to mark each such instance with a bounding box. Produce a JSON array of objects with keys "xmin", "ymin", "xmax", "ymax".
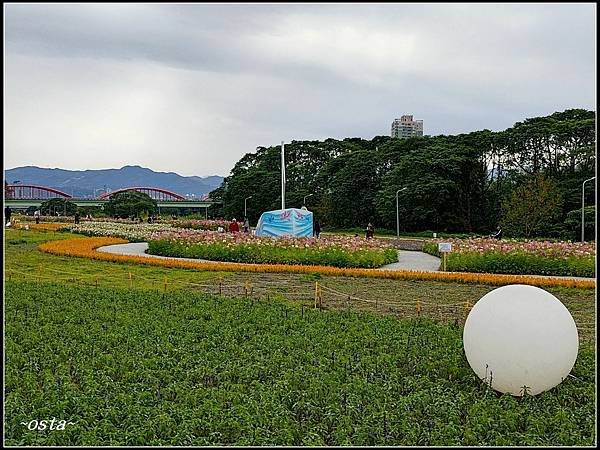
[{"xmin": 4, "ymin": 3, "xmax": 596, "ymax": 176}]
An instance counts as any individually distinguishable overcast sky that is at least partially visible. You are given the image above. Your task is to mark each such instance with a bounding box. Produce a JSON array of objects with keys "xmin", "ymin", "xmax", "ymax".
[{"xmin": 4, "ymin": 3, "xmax": 596, "ymax": 177}]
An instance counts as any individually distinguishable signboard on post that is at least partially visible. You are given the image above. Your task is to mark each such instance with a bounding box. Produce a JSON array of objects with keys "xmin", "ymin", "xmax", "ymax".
[
  {"xmin": 438, "ymin": 242, "xmax": 452, "ymax": 253},
  {"xmin": 438, "ymin": 242, "xmax": 452, "ymax": 271}
]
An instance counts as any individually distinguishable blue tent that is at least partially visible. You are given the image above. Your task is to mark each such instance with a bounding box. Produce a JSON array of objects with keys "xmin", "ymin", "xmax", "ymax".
[{"xmin": 254, "ymin": 208, "xmax": 313, "ymax": 237}]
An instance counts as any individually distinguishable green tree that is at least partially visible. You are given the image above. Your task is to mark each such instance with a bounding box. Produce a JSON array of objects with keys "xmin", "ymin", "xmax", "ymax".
[
  {"xmin": 208, "ymin": 109, "xmax": 595, "ymax": 233},
  {"xmin": 104, "ymin": 190, "xmax": 157, "ymax": 218},
  {"xmin": 500, "ymin": 175, "xmax": 563, "ymax": 237},
  {"xmin": 40, "ymin": 198, "xmax": 78, "ymax": 216},
  {"xmin": 564, "ymin": 206, "xmax": 596, "ymax": 241},
  {"xmin": 315, "ymin": 150, "xmax": 383, "ymax": 228}
]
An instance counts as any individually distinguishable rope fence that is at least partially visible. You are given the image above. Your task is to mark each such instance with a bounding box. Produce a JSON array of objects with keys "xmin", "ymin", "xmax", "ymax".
[{"xmin": 6, "ymin": 267, "xmax": 596, "ymax": 337}]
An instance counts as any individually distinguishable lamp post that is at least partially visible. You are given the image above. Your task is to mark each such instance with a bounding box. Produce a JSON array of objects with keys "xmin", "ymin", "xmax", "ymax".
[
  {"xmin": 581, "ymin": 176, "xmax": 596, "ymax": 242},
  {"xmin": 244, "ymin": 195, "xmax": 252, "ymax": 218},
  {"xmin": 396, "ymin": 187, "xmax": 407, "ymax": 237},
  {"xmin": 303, "ymin": 193, "xmax": 313, "ymax": 207}
]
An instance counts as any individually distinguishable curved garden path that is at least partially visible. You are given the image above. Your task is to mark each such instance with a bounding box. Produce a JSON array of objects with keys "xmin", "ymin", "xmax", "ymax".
[
  {"xmin": 97, "ymin": 242, "xmax": 442, "ymax": 271},
  {"xmin": 96, "ymin": 242, "xmax": 594, "ymax": 282}
]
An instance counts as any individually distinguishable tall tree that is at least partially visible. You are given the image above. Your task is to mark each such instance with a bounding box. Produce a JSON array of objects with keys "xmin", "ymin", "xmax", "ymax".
[
  {"xmin": 500, "ymin": 175, "xmax": 563, "ymax": 237},
  {"xmin": 209, "ymin": 109, "xmax": 596, "ymax": 236},
  {"xmin": 104, "ymin": 190, "xmax": 157, "ymax": 219}
]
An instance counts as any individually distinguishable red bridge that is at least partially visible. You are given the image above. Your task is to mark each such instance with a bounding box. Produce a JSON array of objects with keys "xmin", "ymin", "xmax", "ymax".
[
  {"xmin": 5, "ymin": 184, "xmax": 72, "ymax": 199},
  {"xmin": 5, "ymin": 184, "xmax": 187, "ymax": 201},
  {"xmin": 99, "ymin": 187, "xmax": 185, "ymax": 201}
]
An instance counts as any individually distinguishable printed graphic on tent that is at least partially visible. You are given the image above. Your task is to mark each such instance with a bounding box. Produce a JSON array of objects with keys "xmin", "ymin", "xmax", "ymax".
[{"xmin": 255, "ymin": 208, "xmax": 313, "ymax": 237}]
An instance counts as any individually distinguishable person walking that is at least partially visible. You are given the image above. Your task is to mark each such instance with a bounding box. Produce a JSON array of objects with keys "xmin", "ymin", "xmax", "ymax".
[
  {"xmin": 5, "ymin": 205, "xmax": 12, "ymax": 225},
  {"xmin": 314, "ymin": 219, "xmax": 321, "ymax": 238},
  {"xmin": 229, "ymin": 218, "xmax": 240, "ymax": 233},
  {"xmin": 34, "ymin": 209, "xmax": 41, "ymax": 224},
  {"xmin": 243, "ymin": 217, "xmax": 250, "ymax": 233},
  {"xmin": 74, "ymin": 211, "xmax": 80, "ymax": 224}
]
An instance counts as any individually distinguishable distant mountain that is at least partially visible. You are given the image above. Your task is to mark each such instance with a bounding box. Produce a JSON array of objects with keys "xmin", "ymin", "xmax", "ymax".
[{"xmin": 4, "ymin": 165, "xmax": 224, "ymax": 199}]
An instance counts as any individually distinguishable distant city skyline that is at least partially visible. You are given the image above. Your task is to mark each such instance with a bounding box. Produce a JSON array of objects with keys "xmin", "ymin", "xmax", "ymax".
[{"xmin": 4, "ymin": 3, "xmax": 596, "ymax": 177}]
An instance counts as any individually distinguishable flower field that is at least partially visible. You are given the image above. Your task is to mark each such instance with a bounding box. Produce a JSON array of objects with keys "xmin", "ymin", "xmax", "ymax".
[
  {"xmin": 13, "ymin": 214, "xmax": 75, "ymax": 223},
  {"xmin": 173, "ymin": 219, "xmax": 231, "ymax": 231},
  {"xmin": 13, "ymin": 222, "xmax": 71, "ymax": 232},
  {"xmin": 38, "ymin": 236, "xmax": 596, "ymax": 289},
  {"xmin": 5, "ymin": 280, "xmax": 596, "ymax": 446},
  {"xmin": 66, "ymin": 221, "xmax": 181, "ymax": 242},
  {"xmin": 65, "ymin": 221, "xmax": 398, "ymax": 268},
  {"xmin": 423, "ymin": 238, "xmax": 596, "ymax": 278},
  {"xmin": 148, "ymin": 231, "xmax": 398, "ymax": 268}
]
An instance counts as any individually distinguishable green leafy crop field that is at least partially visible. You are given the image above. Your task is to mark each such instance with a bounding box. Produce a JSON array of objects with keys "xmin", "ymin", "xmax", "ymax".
[{"xmin": 5, "ymin": 281, "xmax": 595, "ymax": 446}]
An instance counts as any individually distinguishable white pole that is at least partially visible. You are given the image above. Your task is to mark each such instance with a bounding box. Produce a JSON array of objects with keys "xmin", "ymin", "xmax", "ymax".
[
  {"xmin": 582, "ymin": 177, "xmax": 596, "ymax": 242},
  {"xmin": 396, "ymin": 191, "xmax": 399, "ymax": 237},
  {"xmin": 396, "ymin": 187, "xmax": 406, "ymax": 237},
  {"xmin": 281, "ymin": 141, "xmax": 286, "ymax": 210}
]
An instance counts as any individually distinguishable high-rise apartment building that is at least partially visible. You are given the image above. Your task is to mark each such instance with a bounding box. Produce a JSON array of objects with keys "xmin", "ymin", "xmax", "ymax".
[{"xmin": 391, "ymin": 115, "xmax": 423, "ymax": 138}]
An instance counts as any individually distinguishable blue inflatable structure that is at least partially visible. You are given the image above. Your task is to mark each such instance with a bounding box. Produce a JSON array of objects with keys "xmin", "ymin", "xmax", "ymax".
[{"xmin": 254, "ymin": 208, "xmax": 313, "ymax": 237}]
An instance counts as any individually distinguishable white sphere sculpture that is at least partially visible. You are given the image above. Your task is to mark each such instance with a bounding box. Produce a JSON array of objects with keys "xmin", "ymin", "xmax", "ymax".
[{"xmin": 463, "ymin": 284, "xmax": 578, "ymax": 396}]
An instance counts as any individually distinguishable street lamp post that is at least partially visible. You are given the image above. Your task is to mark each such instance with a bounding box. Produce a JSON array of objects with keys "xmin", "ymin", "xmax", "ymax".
[
  {"xmin": 303, "ymin": 193, "xmax": 313, "ymax": 207},
  {"xmin": 244, "ymin": 196, "xmax": 253, "ymax": 218},
  {"xmin": 581, "ymin": 176, "xmax": 596, "ymax": 242},
  {"xmin": 396, "ymin": 187, "xmax": 407, "ymax": 237}
]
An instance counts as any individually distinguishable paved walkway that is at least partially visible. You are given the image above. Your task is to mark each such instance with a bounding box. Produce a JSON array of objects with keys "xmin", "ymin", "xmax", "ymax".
[
  {"xmin": 96, "ymin": 243, "xmax": 595, "ymax": 282},
  {"xmin": 378, "ymin": 250, "xmax": 440, "ymax": 271},
  {"xmin": 98, "ymin": 243, "xmax": 441, "ymax": 271},
  {"xmin": 97, "ymin": 242, "xmax": 234, "ymax": 264}
]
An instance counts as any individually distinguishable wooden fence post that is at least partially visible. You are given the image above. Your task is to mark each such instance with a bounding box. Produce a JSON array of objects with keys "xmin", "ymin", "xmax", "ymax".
[{"xmin": 463, "ymin": 301, "xmax": 471, "ymax": 322}]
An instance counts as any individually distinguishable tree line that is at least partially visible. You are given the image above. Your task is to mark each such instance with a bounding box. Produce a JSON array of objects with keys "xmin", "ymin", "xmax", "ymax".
[{"xmin": 208, "ymin": 108, "xmax": 594, "ymax": 239}]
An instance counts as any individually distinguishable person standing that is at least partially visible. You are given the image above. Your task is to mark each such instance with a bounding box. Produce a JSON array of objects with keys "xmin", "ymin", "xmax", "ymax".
[
  {"xmin": 34, "ymin": 209, "xmax": 41, "ymax": 224},
  {"xmin": 229, "ymin": 218, "xmax": 240, "ymax": 233},
  {"xmin": 314, "ymin": 219, "xmax": 321, "ymax": 238},
  {"xmin": 366, "ymin": 222, "xmax": 374, "ymax": 239},
  {"xmin": 243, "ymin": 217, "xmax": 250, "ymax": 233},
  {"xmin": 74, "ymin": 211, "xmax": 80, "ymax": 224},
  {"xmin": 5, "ymin": 205, "xmax": 12, "ymax": 225}
]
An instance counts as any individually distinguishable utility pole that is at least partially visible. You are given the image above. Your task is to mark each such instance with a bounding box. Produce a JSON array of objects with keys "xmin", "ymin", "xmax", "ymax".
[{"xmin": 281, "ymin": 141, "xmax": 286, "ymax": 210}]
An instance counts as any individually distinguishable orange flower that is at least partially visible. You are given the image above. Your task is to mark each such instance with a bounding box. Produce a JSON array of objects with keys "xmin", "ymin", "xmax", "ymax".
[
  {"xmin": 38, "ymin": 236, "xmax": 596, "ymax": 290},
  {"xmin": 16, "ymin": 223, "xmax": 70, "ymax": 232}
]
